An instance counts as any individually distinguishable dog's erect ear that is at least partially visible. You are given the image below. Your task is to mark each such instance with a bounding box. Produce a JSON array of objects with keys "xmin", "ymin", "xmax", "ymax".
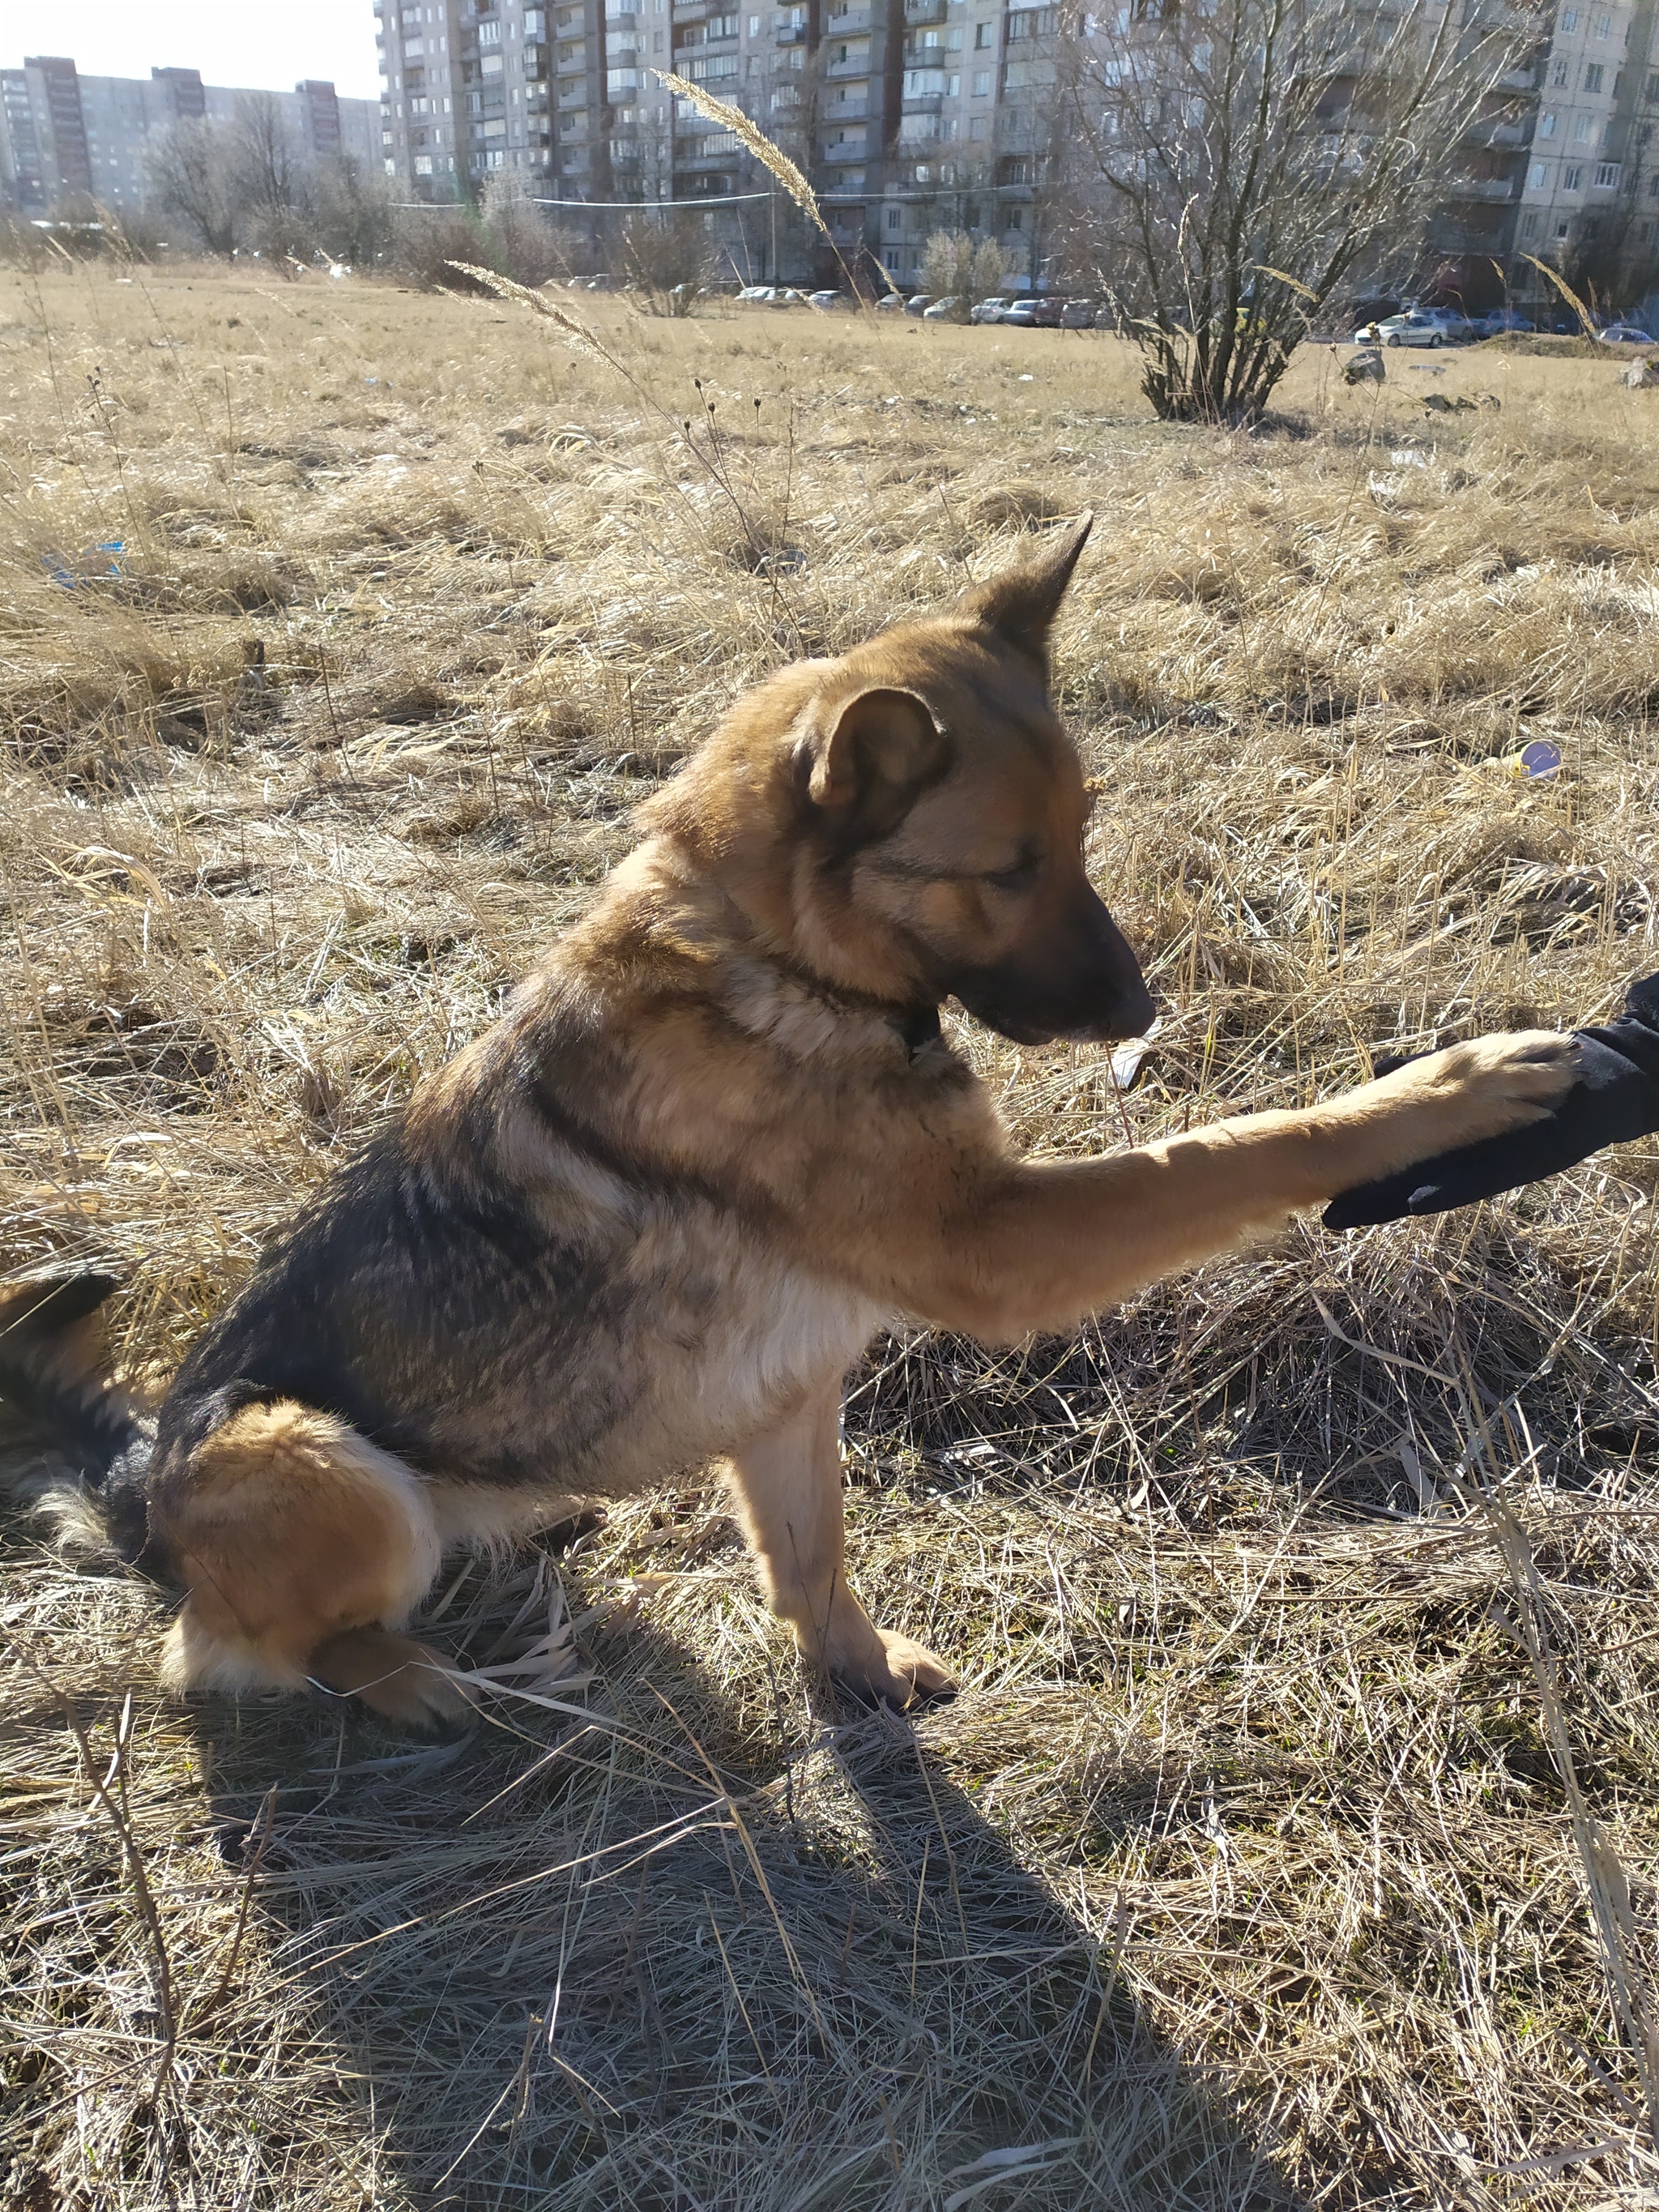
[
  {"xmin": 801, "ymin": 686, "xmax": 950, "ymax": 837},
  {"xmin": 961, "ymin": 511, "xmax": 1093, "ymax": 666}
]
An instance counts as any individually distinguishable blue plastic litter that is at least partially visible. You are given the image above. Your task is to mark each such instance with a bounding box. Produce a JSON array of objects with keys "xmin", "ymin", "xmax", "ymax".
[{"xmin": 43, "ymin": 540, "xmax": 125, "ymax": 588}]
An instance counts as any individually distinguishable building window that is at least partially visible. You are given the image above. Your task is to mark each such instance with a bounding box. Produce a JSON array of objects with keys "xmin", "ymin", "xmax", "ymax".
[
  {"xmin": 969, "ymin": 112, "xmax": 986, "ymax": 135},
  {"xmin": 1594, "ymin": 159, "xmax": 1620, "ymax": 186},
  {"xmin": 480, "ymin": 18, "xmax": 501, "ymax": 40},
  {"xmin": 1574, "ymin": 111, "xmax": 1593, "ymax": 139},
  {"xmin": 1584, "ymin": 62, "xmax": 1603, "ymax": 90},
  {"xmin": 974, "ymin": 19, "xmax": 993, "ymax": 44},
  {"xmin": 1561, "ymin": 7, "xmax": 1577, "ymax": 26},
  {"xmin": 1555, "ymin": 218, "xmax": 1571, "ymax": 237},
  {"xmin": 1539, "ymin": 109, "xmax": 1556, "ymax": 136},
  {"xmin": 886, "ymin": 205, "xmax": 900, "ymax": 228},
  {"xmin": 972, "ymin": 68, "xmax": 990, "ymax": 92},
  {"xmin": 1551, "ymin": 58, "xmax": 1568, "ymax": 84},
  {"xmin": 1563, "ymin": 162, "xmax": 1583, "ymax": 187},
  {"xmin": 1648, "ymin": 69, "xmax": 1659, "ymax": 98},
  {"xmin": 1520, "ymin": 210, "xmax": 1540, "ymax": 236},
  {"xmin": 1642, "ymin": 219, "xmax": 1657, "ymax": 242},
  {"xmin": 1529, "ymin": 160, "xmax": 1547, "ymax": 186},
  {"xmin": 1595, "ymin": 9, "xmax": 1610, "ymax": 32},
  {"xmin": 1649, "ymin": 170, "xmax": 1659, "ymax": 194},
  {"xmin": 1008, "ymin": 207, "xmax": 1021, "ymax": 228}
]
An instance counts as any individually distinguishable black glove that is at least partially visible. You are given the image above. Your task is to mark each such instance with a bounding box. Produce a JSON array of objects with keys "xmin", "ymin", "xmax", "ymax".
[{"xmin": 1324, "ymin": 972, "xmax": 1659, "ymax": 1230}]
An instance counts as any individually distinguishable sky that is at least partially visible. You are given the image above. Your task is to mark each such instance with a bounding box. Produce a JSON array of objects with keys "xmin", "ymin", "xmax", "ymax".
[{"xmin": 4, "ymin": 0, "xmax": 382, "ymax": 101}]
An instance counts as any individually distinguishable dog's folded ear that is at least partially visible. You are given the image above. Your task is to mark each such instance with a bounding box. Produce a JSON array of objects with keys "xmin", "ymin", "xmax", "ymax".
[
  {"xmin": 800, "ymin": 686, "xmax": 951, "ymax": 838},
  {"xmin": 959, "ymin": 510, "xmax": 1093, "ymax": 668}
]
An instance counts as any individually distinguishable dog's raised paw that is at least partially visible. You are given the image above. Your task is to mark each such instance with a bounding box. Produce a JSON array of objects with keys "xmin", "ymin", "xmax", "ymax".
[{"xmin": 1386, "ymin": 1029, "xmax": 1580, "ymax": 1147}]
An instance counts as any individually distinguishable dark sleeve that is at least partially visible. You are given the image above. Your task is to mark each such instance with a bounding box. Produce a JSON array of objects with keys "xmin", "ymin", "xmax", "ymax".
[{"xmin": 1323, "ymin": 973, "xmax": 1659, "ymax": 1231}]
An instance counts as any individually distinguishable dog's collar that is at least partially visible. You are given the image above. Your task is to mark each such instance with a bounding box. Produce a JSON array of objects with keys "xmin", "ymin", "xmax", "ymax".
[{"xmin": 894, "ymin": 1002, "xmax": 943, "ymax": 1060}]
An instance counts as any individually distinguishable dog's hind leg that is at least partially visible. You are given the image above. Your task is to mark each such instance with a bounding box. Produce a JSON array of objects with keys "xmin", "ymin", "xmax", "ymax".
[
  {"xmin": 724, "ymin": 1381, "xmax": 955, "ymax": 1708},
  {"xmin": 152, "ymin": 1400, "xmax": 474, "ymax": 1736}
]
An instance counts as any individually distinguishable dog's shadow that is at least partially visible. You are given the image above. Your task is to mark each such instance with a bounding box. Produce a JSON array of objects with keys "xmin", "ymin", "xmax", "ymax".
[{"xmin": 181, "ymin": 1584, "xmax": 1298, "ymax": 2212}]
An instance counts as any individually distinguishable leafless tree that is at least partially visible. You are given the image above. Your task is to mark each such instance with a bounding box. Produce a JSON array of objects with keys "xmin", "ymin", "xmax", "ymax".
[
  {"xmin": 230, "ymin": 94, "xmax": 304, "ymax": 220},
  {"xmin": 922, "ymin": 231, "xmax": 1015, "ymax": 315},
  {"xmin": 1055, "ymin": 0, "xmax": 1546, "ymax": 423},
  {"xmin": 146, "ymin": 121, "xmax": 238, "ymax": 258}
]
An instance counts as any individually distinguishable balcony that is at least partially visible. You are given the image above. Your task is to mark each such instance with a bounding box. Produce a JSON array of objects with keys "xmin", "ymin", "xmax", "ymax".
[
  {"xmin": 825, "ymin": 99, "xmax": 869, "ymax": 118},
  {"xmin": 902, "ymin": 90, "xmax": 943, "ymax": 111},
  {"xmin": 826, "ymin": 49, "xmax": 871, "ymax": 73},
  {"xmin": 904, "ymin": 0, "xmax": 948, "ymax": 20},
  {"xmin": 557, "ymin": 80, "xmax": 588, "ymax": 103},
  {"xmin": 556, "ymin": 48, "xmax": 588, "ymax": 70},
  {"xmin": 603, "ymin": 6, "xmax": 638, "ymax": 22},
  {"xmin": 1449, "ymin": 174, "xmax": 1517, "ymax": 200},
  {"xmin": 1467, "ymin": 118, "xmax": 1528, "ymax": 148},
  {"xmin": 775, "ymin": 19, "xmax": 809, "ymax": 39},
  {"xmin": 1495, "ymin": 66, "xmax": 1536, "ymax": 92},
  {"xmin": 608, "ymin": 41, "xmax": 640, "ymax": 62}
]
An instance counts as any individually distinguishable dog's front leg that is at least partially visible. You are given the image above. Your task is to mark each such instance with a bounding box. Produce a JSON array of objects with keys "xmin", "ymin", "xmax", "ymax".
[
  {"xmin": 724, "ymin": 1381, "xmax": 954, "ymax": 1708},
  {"xmin": 907, "ymin": 1029, "xmax": 1581, "ymax": 1341}
]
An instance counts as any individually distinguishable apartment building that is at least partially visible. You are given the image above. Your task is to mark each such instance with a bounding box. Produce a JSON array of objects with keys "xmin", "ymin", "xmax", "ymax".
[
  {"xmin": 0, "ymin": 57, "xmax": 378, "ymax": 216},
  {"xmin": 1507, "ymin": 0, "xmax": 1659, "ymax": 292},
  {"xmin": 377, "ymin": 0, "xmax": 1058, "ymax": 284},
  {"xmin": 373, "ymin": 0, "xmax": 1659, "ymax": 299},
  {"xmin": 374, "ymin": 0, "xmax": 554, "ymax": 192}
]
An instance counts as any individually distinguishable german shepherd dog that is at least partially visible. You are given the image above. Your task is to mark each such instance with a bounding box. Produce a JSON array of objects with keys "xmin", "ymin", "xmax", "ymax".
[{"xmin": 0, "ymin": 518, "xmax": 1577, "ymax": 1731}]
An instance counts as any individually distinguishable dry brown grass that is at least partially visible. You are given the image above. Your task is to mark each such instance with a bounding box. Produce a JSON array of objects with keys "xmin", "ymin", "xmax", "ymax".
[{"xmin": 4, "ymin": 262, "xmax": 1659, "ymax": 2212}]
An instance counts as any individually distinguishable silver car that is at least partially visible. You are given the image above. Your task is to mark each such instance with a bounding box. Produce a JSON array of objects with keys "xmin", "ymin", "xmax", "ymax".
[{"xmin": 1371, "ymin": 309, "xmax": 1473, "ymax": 348}]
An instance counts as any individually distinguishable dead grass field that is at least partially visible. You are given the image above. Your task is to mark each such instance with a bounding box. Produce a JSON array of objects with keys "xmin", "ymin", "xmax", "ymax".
[{"xmin": 4, "ymin": 263, "xmax": 1659, "ymax": 2212}]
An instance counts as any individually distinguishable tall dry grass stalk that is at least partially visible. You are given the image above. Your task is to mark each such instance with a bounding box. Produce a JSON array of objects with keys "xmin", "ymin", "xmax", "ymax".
[
  {"xmin": 653, "ymin": 72, "xmax": 831, "ymax": 244},
  {"xmin": 2, "ymin": 263, "xmax": 1659, "ymax": 2211}
]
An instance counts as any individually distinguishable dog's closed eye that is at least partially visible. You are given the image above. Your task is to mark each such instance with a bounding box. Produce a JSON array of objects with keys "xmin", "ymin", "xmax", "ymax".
[{"xmin": 983, "ymin": 853, "xmax": 1043, "ymax": 892}]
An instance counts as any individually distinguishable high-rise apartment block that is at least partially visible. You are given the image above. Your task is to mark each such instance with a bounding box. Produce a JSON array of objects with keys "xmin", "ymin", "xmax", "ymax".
[
  {"xmin": 1512, "ymin": 0, "xmax": 1659, "ymax": 280},
  {"xmin": 375, "ymin": 0, "xmax": 1059, "ymax": 284},
  {"xmin": 0, "ymin": 58, "xmax": 378, "ymax": 217}
]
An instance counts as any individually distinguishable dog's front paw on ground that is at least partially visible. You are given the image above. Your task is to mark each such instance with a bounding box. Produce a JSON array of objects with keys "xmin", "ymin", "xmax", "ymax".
[
  {"xmin": 1387, "ymin": 1030, "xmax": 1580, "ymax": 1148},
  {"xmin": 834, "ymin": 1629, "xmax": 957, "ymax": 1710},
  {"xmin": 310, "ymin": 1629, "xmax": 479, "ymax": 1739}
]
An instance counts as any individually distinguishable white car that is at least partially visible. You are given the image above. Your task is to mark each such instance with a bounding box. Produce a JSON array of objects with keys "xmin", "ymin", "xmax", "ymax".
[
  {"xmin": 807, "ymin": 288, "xmax": 847, "ymax": 311},
  {"xmin": 736, "ymin": 284, "xmax": 776, "ymax": 305},
  {"xmin": 922, "ymin": 295, "xmax": 962, "ymax": 320},
  {"xmin": 970, "ymin": 296, "xmax": 1011, "ymax": 323},
  {"xmin": 1371, "ymin": 308, "xmax": 1473, "ymax": 348},
  {"xmin": 874, "ymin": 292, "xmax": 906, "ymax": 312}
]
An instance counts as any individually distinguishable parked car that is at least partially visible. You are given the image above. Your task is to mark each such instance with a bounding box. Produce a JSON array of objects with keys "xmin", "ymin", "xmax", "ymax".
[
  {"xmin": 1059, "ymin": 297, "xmax": 1098, "ymax": 328},
  {"xmin": 1371, "ymin": 308, "xmax": 1473, "ymax": 348},
  {"xmin": 736, "ymin": 284, "xmax": 776, "ymax": 305},
  {"xmin": 1476, "ymin": 307, "xmax": 1534, "ymax": 335},
  {"xmin": 970, "ymin": 295, "xmax": 1012, "ymax": 323},
  {"xmin": 1030, "ymin": 296, "xmax": 1067, "ymax": 327},
  {"xmin": 806, "ymin": 288, "xmax": 847, "ymax": 311},
  {"xmin": 874, "ymin": 291, "xmax": 906, "ymax": 311},
  {"xmin": 1000, "ymin": 297, "xmax": 1044, "ymax": 326},
  {"xmin": 770, "ymin": 288, "xmax": 811, "ymax": 306},
  {"xmin": 922, "ymin": 294, "xmax": 962, "ymax": 319},
  {"xmin": 903, "ymin": 293, "xmax": 934, "ymax": 318},
  {"xmin": 1600, "ymin": 321, "xmax": 1655, "ymax": 344}
]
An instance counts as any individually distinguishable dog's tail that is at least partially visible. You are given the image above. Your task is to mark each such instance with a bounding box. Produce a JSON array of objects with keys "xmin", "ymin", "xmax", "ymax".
[{"xmin": 0, "ymin": 1275, "xmax": 153, "ymax": 1562}]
